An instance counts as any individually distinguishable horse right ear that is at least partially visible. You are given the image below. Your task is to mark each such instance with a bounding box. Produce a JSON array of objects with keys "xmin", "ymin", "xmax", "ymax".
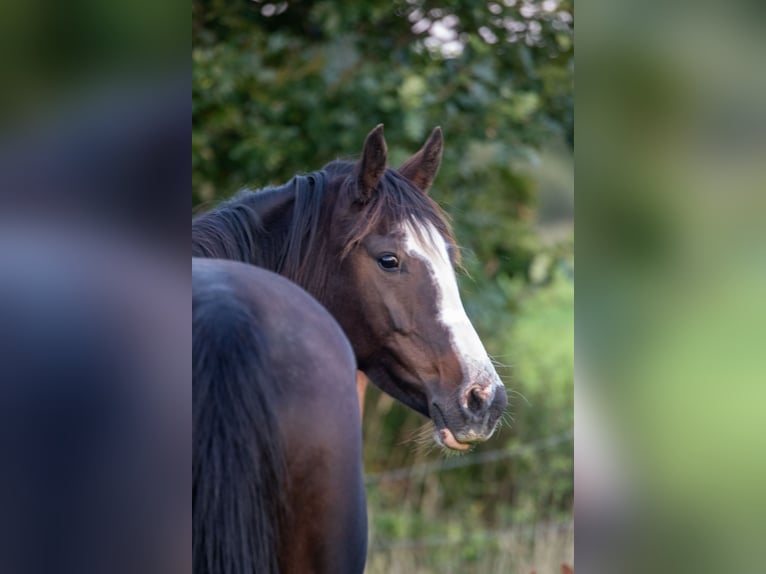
[
  {"xmin": 355, "ymin": 124, "xmax": 388, "ymax": 203},
  {"xmin": 398, "ymin": 126, "xmax": 443, "ymax": 194}
]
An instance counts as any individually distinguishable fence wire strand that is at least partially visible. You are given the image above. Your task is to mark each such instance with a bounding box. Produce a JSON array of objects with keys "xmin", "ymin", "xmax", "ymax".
[{"xmin": 365, "ymin": 429, "xmax": 574, "ymax": 485}]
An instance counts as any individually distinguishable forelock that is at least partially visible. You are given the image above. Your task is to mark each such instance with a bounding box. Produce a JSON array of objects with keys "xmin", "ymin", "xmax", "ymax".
[{"xmin": 340, "ymin": 169, "xmax": 458, "ymax": 261}]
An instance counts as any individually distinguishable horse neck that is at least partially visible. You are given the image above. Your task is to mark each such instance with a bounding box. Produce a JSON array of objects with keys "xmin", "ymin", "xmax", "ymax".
[
  {"xmin": 192, "ymin": 182, "xmax": 335, "ymax": 301},
  {"xmin": 191, "ymin": 186, "xmax": 295, "ymax": 269},
  {"xmin": 246, "ymin": 186, "xmax": 295, "ymax": 226}
]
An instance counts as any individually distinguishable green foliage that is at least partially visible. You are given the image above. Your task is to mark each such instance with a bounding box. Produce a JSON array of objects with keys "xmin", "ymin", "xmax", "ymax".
[
  {"xmin": 192, "ymin": 0, "xmax": 572, "ymax": 203},
  {"xmin": 193, "ymin": 1, "xmax": 573, "ymax": 570}
]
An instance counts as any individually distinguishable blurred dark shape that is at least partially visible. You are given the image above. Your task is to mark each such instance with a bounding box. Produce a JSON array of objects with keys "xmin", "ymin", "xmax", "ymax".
[
  {"xmin": 0, "ymin": 1, "xmax": 189, "ymax": 572},
  {"xmin": 0, "ymin": 224, "xmax": 189, "ymax": 574},
  {"xmin": 0, "ymin": 75, "xmax": 189, "ymax": 254}
]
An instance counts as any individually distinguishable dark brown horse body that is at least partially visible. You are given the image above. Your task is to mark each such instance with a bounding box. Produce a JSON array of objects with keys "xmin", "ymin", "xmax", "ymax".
[{"xmin": 193, "ymin": 260, "xmax": 365, "ymax": 574}]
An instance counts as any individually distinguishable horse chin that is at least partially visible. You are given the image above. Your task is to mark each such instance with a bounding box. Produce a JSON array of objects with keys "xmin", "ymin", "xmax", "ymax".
[
  {"xmin": 429, "ymin": 403, "xmax": 472, "ymax": 452},
  {"xmin": 434, "ymin": 427, "xmax": 472, "ymax": 452},
  {"xmin": 429, "ymin": 400, "xmax": 505, "ymax": 452}
]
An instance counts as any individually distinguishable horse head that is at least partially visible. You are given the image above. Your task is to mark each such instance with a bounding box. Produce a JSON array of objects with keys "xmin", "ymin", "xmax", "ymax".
[{"xmin": 322, "ymin": 125, "xmax": 507, "ymax": 451}]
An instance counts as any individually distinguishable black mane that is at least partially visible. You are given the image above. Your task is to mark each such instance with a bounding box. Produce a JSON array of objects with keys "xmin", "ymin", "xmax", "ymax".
[{"xmin": 192, "ymin": 160, "xmax": 456, "ymax": 299}]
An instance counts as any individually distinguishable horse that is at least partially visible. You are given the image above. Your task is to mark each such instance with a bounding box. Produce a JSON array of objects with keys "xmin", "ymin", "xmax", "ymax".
[
  {"xmin": 193, "ymin": 258, "xmax": 366, "ymax": 574},
  {"xmin": 192, "ymin": 125, "xmax": 510, "ymax": 573},
  {"xmin": 193, "ymin": 124, "xmax": 508, "ymax": 451}
]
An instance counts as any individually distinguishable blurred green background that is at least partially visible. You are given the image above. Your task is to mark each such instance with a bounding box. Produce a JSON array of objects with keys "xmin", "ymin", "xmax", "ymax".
[
  {"xmin": 193, "ymin": 1, "xmax": 573, "ymax": 572},
  {"xmin": 577, "ymin": 1, "xmax": 766, "ymax": 573}
]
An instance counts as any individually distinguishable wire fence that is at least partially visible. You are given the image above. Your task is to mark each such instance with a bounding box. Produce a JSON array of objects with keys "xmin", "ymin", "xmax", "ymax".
[
  {"xmin": 364, "ymin": 430, "xmax": 575, "ymax": 572},
  {"xmin": 369, "ymin": 519, "xmax": 574, "ymax": 552},
  {"xmin": 365, "ymin": 429, "xmax": 574, "ymax": 485}
]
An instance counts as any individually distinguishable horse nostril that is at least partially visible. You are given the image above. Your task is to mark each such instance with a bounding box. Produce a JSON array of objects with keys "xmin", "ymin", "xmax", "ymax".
[
  {"xmin": 468, "ymin": 387, "xmax": 484, "ymax": 413},
  {"xmin": 461, "ymin": 383, "xmax": 496, "ymax": 419}
]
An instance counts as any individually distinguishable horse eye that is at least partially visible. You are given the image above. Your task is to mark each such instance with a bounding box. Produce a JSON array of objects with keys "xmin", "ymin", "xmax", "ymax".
[{"xmin": 378, "ymin": 254, "xmax": 400, "ymax": 271}]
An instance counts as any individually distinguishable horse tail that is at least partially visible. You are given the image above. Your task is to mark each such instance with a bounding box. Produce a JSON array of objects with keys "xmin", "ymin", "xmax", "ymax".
[{"xmin": 193, "ymin": 289, "xmax": 285, "ymax": 574}]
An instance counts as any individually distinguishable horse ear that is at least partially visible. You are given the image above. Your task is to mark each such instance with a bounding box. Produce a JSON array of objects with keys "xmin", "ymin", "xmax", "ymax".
[
  {"xmin": 355, "ymin": 124, "xmax": 388, "ymax": 203},
  {"xmin": 398, "ymin": 126, "xmax": 443, "ymax": 194}
]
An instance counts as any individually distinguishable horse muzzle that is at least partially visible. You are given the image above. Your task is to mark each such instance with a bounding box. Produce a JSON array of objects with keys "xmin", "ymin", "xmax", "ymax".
[{"xmin": 429, "ymin": 384, "xmax": 507, "ymax": 451}]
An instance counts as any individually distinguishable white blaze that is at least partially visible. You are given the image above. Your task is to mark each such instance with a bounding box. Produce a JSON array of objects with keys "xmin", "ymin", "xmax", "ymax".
[{"xmin": 402, "ymin": 221, "xmax": 504, "ymax": 391}]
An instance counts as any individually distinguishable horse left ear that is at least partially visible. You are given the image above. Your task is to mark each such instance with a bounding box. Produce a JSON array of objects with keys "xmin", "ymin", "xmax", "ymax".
[
  {"xmin": 355, "ymin": 124, "xmax": 388, "ymax": 203},
  {"xmin": 398, "ymin": 126, "xmax": 443, "ymax": 194}
]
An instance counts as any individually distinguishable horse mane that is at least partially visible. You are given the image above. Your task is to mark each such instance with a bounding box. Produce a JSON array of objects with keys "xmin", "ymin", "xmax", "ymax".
[{"xmin": 192, "ymin": 160, "xmax": 458, "ymax": 299}]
